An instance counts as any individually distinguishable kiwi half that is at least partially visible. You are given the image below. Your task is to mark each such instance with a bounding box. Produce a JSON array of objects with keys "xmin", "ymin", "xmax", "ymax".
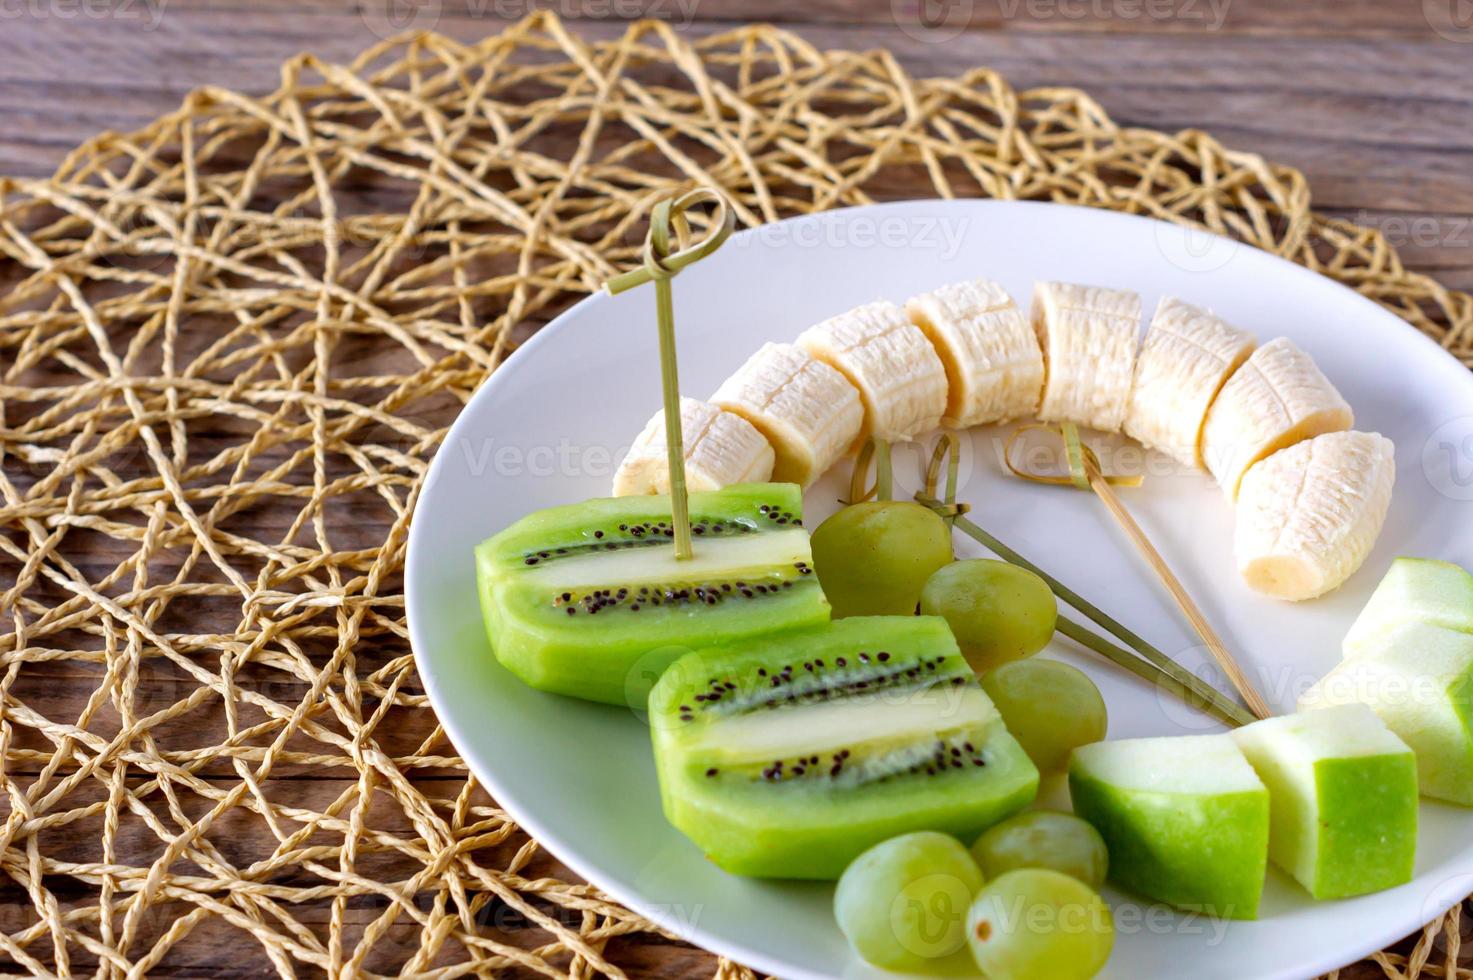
[
  {"xmin": 476, "ymin": 483, "xmax": 831, "ymax": 705},
  {"xmin": 649, "ymin": 616, "xmax": 1039, "ymax": 879}
]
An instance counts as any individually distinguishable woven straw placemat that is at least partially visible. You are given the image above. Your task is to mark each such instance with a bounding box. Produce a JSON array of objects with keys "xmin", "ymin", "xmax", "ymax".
[{"xmin": 0, "ymin": 12, "xmax": 1469, "ymax": 978}]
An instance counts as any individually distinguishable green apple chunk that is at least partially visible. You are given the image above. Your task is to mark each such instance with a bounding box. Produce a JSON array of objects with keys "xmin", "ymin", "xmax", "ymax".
[
  {"xmin": 475, "ymin": 483, "xmax": 830, "ymax": 705},
  {"xmin": 1301, "ymin": 621, "xmax": 1473, "ymax": 806},
  {"xmin": 1230, "ymin": 705, "xmax": 1417, "ymax": 899},
  {"xmin": 1343, "ymin": 558, "xmax": 1473, "ymax": 659},
  {"xmin": 1069, "ymin": 735, "xmax": 1269, "ymax": 919}
]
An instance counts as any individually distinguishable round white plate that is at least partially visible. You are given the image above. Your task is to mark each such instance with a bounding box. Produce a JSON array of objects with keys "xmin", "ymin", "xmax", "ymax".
[{"xmin": 405, "ymin": 200, "xmax": 1473, "ymax": 980}]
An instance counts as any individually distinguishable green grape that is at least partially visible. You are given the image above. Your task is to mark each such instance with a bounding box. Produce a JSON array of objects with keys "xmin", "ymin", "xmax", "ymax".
[
  {"xmin": 810, "ymin": 502, "xmax": 953, "ymax": 618},
  {"xmin": 971, "ymin": 811, "xmax": 1109, "ymax": 889},
  {"xmin": 966, "ymin": 869, "xmax": 1114, "ymax": 980},
  {"xmin": 834, "ymin": 831, "xmax": 984, "ymax": 970},
  {"xmin": 981, "ymin": 659, "xmax": 1107, "ymax": 773},
  {"xmin": 919, "ymin": 560, "xmax": 1056, "ymax": 671}
]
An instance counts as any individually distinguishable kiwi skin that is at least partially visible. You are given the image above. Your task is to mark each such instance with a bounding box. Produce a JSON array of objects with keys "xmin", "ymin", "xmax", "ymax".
[
  {"xmin": 649, "ymin": 617, "xmax": 1039, "ymax": 879},
  {"xmin": 475, "ymin": 483, "xmax": 830, "ymax": 706}
]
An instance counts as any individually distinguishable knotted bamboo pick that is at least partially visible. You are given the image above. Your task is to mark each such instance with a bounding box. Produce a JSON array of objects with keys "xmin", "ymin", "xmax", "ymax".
[
  {"xmin": 605, "ymin": 188, "xmax": 735, "ymax": 560},
  {"xmin": 1007, "ymin": 423, "xmax": 1273, "ymax": 720},
  {"xmin": 845, "ymin": 437, "xmax": 895, "ymax": 504}
]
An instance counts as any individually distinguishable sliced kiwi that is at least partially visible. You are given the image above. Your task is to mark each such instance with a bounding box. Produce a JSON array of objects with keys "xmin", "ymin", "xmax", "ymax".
[
  {"xmin": 476, "ymin": 483, "xmax": 830, "ymax": 705},
  {"xmin": 649, "ymin": 616, "xmax": 1039, "ymax": 879}
]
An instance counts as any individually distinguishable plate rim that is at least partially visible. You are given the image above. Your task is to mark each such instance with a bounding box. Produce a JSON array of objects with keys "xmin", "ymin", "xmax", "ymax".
[{"xmin": 404, "ymin": 198, "xmax": 1473, "ymax": 980}]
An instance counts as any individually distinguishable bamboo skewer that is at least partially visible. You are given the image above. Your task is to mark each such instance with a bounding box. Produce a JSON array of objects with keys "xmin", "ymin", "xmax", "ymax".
[
  {"xmin": 917, "ymin": 434, "xmax": 1258, "ymax": 728},
  {"xmin": 847, "ymin": 438, "xmax": 895, "ymax": 504},
  {"xmin": 604, "ymin": 188, "xmax": 735, "ymax": 561},
  {"xmin": 1079, "ymin": 451, "xmax": 1273, "ymax": 719},
  {"xmin": 999, "ymin": 423, "xmax": 1273, "ymax": 719},
  {"xmin": 1055, "ymin": 617, "xmax": 1251, "ymax": 729},
  {"xmin": 916, "ymin": 494, "xmax": 1257, "ymax": 728}
]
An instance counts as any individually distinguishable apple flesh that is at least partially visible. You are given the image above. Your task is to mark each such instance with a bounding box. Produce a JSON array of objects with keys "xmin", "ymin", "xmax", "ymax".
[
  {"xmin": 1230, "ymin": 704, "xmax": 1417, "ymax": 899},
  {"xmin": 1069, "ymin": 735, "xmax": 1269, "ymax": 919},
  {"xmin": 1343, "ymin": 557, "xmax": 1473, "ymax": 659},
  {"xmin": 1302, "ymin": 622, "xmax": 1473, "ymax": 806}
]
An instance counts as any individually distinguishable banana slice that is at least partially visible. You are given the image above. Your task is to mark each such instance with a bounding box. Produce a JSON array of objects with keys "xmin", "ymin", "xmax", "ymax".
[
  {"xmin": 710, "ymin": 342, "xmax": 863, "ymax": 488},
  {"xmin": 797, "ymin": 300, "xmax": 948, "ymax": 444},
  {"xmin": 904, "ymin": 278, "xmax": 1044, "ymax": 427},
  {"xmin": 1234, "ymin": 430, "xmax": 1395, "ymax": 601},
  {"xmin": 1202, "ymin": 337, "xmax": 1353, "ymax": 499},
  {"xmin": 1030, "ymin": 282, "xmax": 1142, "ymax": 432},
  {"xmin": 613, "ymin": 397, "xmax": 774, "ymax": 496},
  {"xmin": 1124, "ymin": 297, "xmax": 1257, "ymax": 468}
]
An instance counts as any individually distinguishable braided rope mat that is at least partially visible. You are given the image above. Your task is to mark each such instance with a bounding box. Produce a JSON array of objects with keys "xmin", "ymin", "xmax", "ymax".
[{"xmin": 0, "ymin": 12, "xmax": 1470, "ymax": 978}]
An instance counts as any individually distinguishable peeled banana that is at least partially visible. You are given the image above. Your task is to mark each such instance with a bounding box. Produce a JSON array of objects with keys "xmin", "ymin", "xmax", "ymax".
[
  {"xmin": 607, "ymin": 276, "xmax": 1390, "ymax": 605},
  {"xmin": 1030, "ymin": 282, "xmax": 1142, "ymax": 432},
  {"xmin": 613, "ymin": 397, "xmax": 775, "ymax": 496},
  {"xmin": 711, "ymin": 342, "xmax": 864, "ymax": 488},
  {"xmin": 904, "ymin": 278, "xmax": 1045, "ymax": 427},
  {"xmin": 1234, "ymin": 430, "xmax": 1395, "ymax": 601},
  {"xmin": 1124, "ymin": 297, "xmax": 1257, "ymax": 468},
  {"xmin": 1201, "ymin": 337, "xmax": 1353, "ymax": 500},
  {"xmin": 797, "ymin": 300, "xmax": 948, "ymax": 443}
]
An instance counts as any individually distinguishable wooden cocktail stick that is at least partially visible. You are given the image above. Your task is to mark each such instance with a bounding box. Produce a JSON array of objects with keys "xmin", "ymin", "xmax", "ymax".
[
  {"xmin": 928, "ymin": 433, "xmax": 1257, "ymax": 728},
  {"xmin": 1076, "ymin": 441, "xmax": 1273, "ymax": 720}
]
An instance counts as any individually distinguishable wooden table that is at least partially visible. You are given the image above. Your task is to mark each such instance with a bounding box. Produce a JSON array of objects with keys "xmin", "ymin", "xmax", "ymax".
[
  {"xmin": 3, "ymin": 0, "xmax": 1469, "ymax": 294},
  {"xmin": 1, "ymin": 2, "xmax": 1469, "ymax": 977}
]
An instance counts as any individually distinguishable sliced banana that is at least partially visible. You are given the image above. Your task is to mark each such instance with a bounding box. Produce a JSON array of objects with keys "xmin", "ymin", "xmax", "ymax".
[
  {"xmin": 796, "ymin": 300, "xmax": 948, "ymax": 443},
  {"xmin": 904, "ymin": 278, "xmax": 1044, "ymax": 427},
  {"xmin": 1030, "ymin": 282, "xmax": 1142, "ymax": 432},
  {"xmin": 1124, "ymin": 297, "xmax": 1257, "ymax": 468},
  {"xmin": 613, "ymin": 397, "xmax": 775, "ymax": 496},
  {"xmin": 1201, "ymin": 337, "xmax": 1353, "ymax": 499},
  {"xmin": 710, "ymin": 342, "xmax": 863, "ymax": 489},
  {"xmin": 1234, "ymin": 430, "xmax": 1395, "ymax": 601}
]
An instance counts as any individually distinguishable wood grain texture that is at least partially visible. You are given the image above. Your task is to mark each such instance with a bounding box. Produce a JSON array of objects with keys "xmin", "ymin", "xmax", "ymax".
[
  {"xmin": 0, "ymin": 3, "xmax": 1469, "ymax": 978},
  {"xmin": 2, "ymin": 2, "xmax": 1470, "ymax": 292}
]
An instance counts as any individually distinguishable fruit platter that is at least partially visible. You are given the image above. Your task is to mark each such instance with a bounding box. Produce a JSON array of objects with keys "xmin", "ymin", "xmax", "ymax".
[{"xmin": 404, "ymin": 199, "xmax": 1473, "ymax": 980}]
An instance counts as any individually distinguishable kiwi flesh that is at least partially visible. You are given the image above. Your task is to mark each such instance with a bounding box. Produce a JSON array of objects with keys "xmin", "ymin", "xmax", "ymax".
[
  {"xmin": 476, "ymin": 483, "xmax": 831, "ymax": 705},
  {"xmin": 649, "ymin": 616, "xmax": 1039, "ymax": 879}
]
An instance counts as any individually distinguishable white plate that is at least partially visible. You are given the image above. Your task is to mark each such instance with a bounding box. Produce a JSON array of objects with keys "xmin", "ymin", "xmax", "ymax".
[{"xmin": 405, "ymin": 200, "xmax": 1473, "ymax": 980}]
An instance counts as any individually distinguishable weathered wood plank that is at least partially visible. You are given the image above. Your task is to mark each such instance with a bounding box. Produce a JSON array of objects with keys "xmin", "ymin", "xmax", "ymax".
[
  {"xmin": 2, "ymin": 3, "xmax": 1470, "ymax": 977},
  {"xmin": 2, "ymin": 8, "xmax": 1470, "ymax": 288}
]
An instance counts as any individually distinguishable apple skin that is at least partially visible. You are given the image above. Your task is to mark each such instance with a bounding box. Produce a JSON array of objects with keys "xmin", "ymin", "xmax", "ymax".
[
  {"xmin": 1303, "ymin": 622, "xmax": 1473, "ymax": 806},
  {"xmin": 1232, "ymin": 707, "xmax": 1418, "ymax": 900},
  {"xmin": 1343, "ymin": 557, "xmax": 1473, "ymax": 659},
  {"xmin": 1069, "ymin": 761, "xmax": 1268, "ymax": 919},
  {"xmin": 1305, "ymin": 753, "xmax": 1418, "ymax": 898}
]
